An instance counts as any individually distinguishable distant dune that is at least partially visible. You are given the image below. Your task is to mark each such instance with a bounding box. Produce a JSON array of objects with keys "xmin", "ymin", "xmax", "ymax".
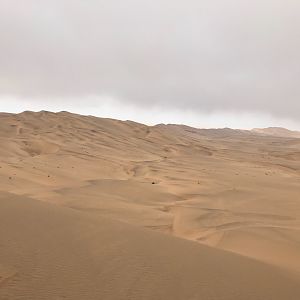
[
  {"xmin": 252, "ymin": 127, "xmax": 300, "ymax": 138},
  {"xmin": 0, "ymin": 111, "xmax": 300, "ymax": 299}
]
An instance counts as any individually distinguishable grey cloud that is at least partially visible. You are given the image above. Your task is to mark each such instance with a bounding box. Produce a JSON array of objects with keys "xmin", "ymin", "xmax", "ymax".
[{"xmin": 0, "ymin": 0, "xmax": 300, "ymax": 119}]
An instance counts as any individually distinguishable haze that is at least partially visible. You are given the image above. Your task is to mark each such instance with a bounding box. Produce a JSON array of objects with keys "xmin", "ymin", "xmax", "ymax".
[
  {"xmin": 1, "ymin": 0, "xmax": 300, "ymax": 128},
  {"xmin": 1, "ymin": 2, "xmax": 300, "ymax": 299}
]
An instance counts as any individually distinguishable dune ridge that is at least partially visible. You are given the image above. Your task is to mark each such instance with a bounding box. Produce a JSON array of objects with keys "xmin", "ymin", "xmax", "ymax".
[
  {"xmin": 252, "ymin": 127, "xmax": 300, "ymax": 138},
  {"xmin": 0, "ymin": 111, "xmax": 300, "ymax": 299}
]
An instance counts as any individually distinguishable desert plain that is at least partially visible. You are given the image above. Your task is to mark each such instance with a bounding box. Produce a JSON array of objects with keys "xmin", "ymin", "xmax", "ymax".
[{"xmin": 0, "ymin": 111, "xmax": 300, "ymax": 299}]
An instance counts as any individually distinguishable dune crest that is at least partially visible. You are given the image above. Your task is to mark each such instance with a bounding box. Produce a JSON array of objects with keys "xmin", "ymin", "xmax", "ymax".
[
  {"xmin": 252, "ymin": 127, "xmax": 300, "ymax": 138},
  {"xmin": 0, "ymin": 111, "xmax": 300, "ymax": 299}
]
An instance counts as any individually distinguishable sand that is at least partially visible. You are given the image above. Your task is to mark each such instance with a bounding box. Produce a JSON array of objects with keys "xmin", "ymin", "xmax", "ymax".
[{"xmin": 0, "ymin": 111, "xmax": 300, "ymax": 299}]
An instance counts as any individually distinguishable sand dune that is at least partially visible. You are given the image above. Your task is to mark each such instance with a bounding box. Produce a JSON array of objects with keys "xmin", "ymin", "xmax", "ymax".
[
  {"xmin": 1, "ymin": 192, "xmax": 300, "ymax": 299},
  {"xmin": 252, "ymin": 127, "xmax": 300, "ymax": 138},
  {"xmin": 0, "ymin": 111, "xmax": 300, "ymax": 298}
]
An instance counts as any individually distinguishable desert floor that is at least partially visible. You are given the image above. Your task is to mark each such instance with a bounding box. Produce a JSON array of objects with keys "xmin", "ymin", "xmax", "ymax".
[{"xmin": 0, "ymin": 111, "xmax": 300, "ymax": 299}]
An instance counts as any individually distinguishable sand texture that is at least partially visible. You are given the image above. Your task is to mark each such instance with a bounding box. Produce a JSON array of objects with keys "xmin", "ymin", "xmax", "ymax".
[{"xmin": 0, "ymin": 111, "xmax": 300, "ymax": 299}]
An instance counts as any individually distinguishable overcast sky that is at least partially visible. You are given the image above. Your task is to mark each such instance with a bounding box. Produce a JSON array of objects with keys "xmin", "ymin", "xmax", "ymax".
[{"xmin": 1, "ymin": 0, "xmax": 300, "ymax": 129}]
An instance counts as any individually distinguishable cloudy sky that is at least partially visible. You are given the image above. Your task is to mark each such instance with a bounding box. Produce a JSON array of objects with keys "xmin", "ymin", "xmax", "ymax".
[{"xmin": 1, "ymin": 0, "xmax": 300, "ymax": 129}]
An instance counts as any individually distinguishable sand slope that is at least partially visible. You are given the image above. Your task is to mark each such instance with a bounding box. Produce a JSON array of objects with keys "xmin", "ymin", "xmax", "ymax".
[
  {"xmin": 252, "ymin": 127, "xmax": 300, "ymax": 138},
  {"xmin": 0, "ymin": 111, "xmax": 300, "ymax": 298},
  {"xmin": 1, "ymin": 192, "xmax": 300, "ymax": 300}
]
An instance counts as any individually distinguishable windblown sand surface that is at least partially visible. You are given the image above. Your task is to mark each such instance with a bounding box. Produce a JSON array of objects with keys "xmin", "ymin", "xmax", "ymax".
[{"xmin": 0, "ymin": 111, "xmax": 300, "ymax": 299}]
